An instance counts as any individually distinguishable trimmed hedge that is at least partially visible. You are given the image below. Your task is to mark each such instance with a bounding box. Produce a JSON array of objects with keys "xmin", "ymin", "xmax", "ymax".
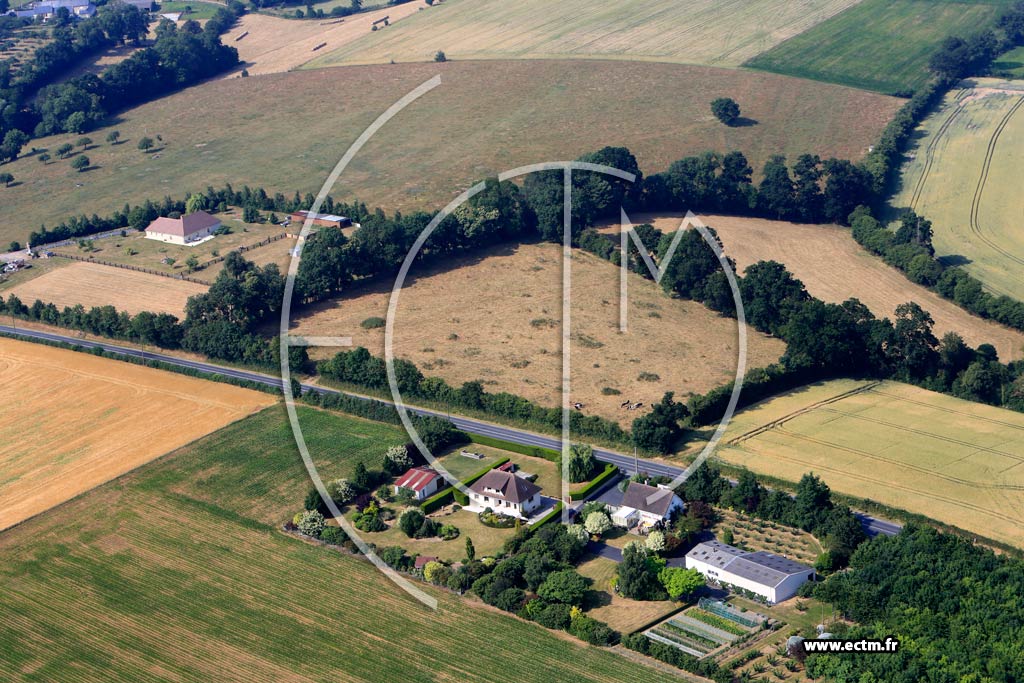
[
  {"xmin": 568, "ymin": 462, "xmax": 619, "ymax": 500},
  {"xmin": 470, "ymin": 435, "xmax": 561, "ymax": 463},
  {"xmin": 420, "ymin": 487, "xmax": 454, "ymax": 514}
]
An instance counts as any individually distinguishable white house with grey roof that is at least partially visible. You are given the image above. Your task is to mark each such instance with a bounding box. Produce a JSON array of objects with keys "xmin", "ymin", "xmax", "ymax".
[
  {"xmin": 467, "ymin": 469, "xmax": 543, "ymax": 519},
  {"xmin": 611, "ymin": 481, "xmax": 684, "ymax": 531},
  {"xmin": 685, "ymin": 540, "xmax": 815, "ymax": 604}
]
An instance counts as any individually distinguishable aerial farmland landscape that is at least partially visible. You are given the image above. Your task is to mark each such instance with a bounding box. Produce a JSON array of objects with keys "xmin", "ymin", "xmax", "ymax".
[{"xmin": 1, "ymin": 0, "xmax": 1024, "ymax": 682}]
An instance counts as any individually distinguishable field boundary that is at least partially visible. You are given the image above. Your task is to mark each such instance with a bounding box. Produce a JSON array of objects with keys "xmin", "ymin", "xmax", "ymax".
[{"xmin": 51, "ymin": 252, "xmax": 213, "ymax": 286}]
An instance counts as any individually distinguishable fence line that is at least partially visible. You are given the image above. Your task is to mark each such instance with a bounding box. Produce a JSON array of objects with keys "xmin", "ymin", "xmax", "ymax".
[
  {"xmin": 197, "ymin": 232, "xmax": 287, "ymax": 270},
  {"xmin": 51, "ymin": 252, "xmax": 213, "ymax": 285}
]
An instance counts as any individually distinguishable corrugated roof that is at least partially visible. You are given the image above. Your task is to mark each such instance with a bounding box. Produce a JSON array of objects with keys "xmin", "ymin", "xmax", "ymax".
[
  {"xmin": 686, "ymin": 541, "xmax": 813, "ymax": 588},
  {"xmin": 394, "ymin": 466, "xmax": 441, "ymax": 492}
]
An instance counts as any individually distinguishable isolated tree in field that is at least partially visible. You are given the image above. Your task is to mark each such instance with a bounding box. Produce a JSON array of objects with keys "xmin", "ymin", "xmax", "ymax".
[
  {"xmin": 658, "ymin": 567, "xmax": 705, "ymax": 600},
  {"xmin": 71, "ymin": 155, "xmax": 90, "ymax": 172},
  {"xmin": 0, "ymin": 172, "xmax": 12, "ymax": 187},
  {"xmin": 185, "ymin": 254, "xmax": 200, "ymax": 272},
  {"xmin": 382, "ymin": 444, "xmax": 413, "ymax": 475},
  {"xmin": 584, "ymin": 510, "xmax": 612, "ymax": 537},
  {"xmin": 106, "ymin": 130, "xmax": 121, "ymax": 145},
  {"xmin": 76, "ymin": 137, "xmax": 92, "ymax": 150},
  {"xmin": 56, "ymin": 143, "xmax": 74, "ymax": 158},
  {"xmin": 435, "ymin": 50, "xmax": 447, "ymax": 62},
  {"xmin": 138, "ymin": 136, "xmax": 154, "ymax": 152},
  {"xmin": 1, "ymin": 129, "xmax": 28, "ymax": 162},
  {"xmin": 710, "ymin": 97, "xmax": 741, "ymax": 125},
  {"xmin": 37, "ymin": 153, "xmax": 50, "ymax": 164}
]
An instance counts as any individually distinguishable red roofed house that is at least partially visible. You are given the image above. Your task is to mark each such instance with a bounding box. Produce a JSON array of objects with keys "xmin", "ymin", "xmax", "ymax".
[
  {"xmin": 144, "ymin": 210, "xmax": 221, "ymax": 246},
  {"xmin": 394, "ymin": 466, "xmax": 444, "ymax": 502}
]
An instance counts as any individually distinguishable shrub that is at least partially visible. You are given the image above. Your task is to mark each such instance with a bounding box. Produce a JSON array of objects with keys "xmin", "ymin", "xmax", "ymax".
[
  {"xmin": 319, "ymin": 525, "xmax": 347, "ymax": 545},
  {"xmin": 710, "ymin": 97, "xmax": 741, "ymax": 125},
  {"xmin": 398, "ymin": 509, "xmax": 425, "ymax": 537},
  {"xmin": 584, "ymin": 510, "xmax": 612, "ymax": 536},
  {"xmin": 377, "ymin": 545, "xmax": 408, "ymax": 569},
  {"xmin": 569, "ymin": 613, "xmax": 617, "ymax": 646},
  {"xmin": 646, "ymin": 530, "xmax": 666, "ymax": 553},
  {"xmin": 479, "ymin": 509, "xmax": 517, "ymax": 528},
  {"xmin": 494, "ymin": 587, "xmax": 525, "ymax": 612},
  {"xmin": 565, "ymin": 524, "xmax": 588, "ymax": 543},
  {"xmin": 297, "ymin": 509, "xmax": 326, "ymax": 537},
  {"xmin": 535, "ymin": 603, "xmax": 573, "ymax": 630},
  {"xmin": 382, "ymin": 444, "xmax": 413, "ymax": 475},
  {"xmin": 438, "ymin": 523, "xmax": 460, "ymax": 540},
  {"xmin": 327, "ymin": 478, "xmax": 356, "ymax": 504},
  {"xmin": 414, "ymin": 517, "xmax": 440, "ymax": 539},
  {"xmin": 421, "ymin": 487, "xmax": 454, "ymax": 513},
  {"xmin": 538, "ymin": 570, "xmax": 591, "ymax": 606},
  {"xmin": 361, "ymin": 316, "xmax": 386, "ymax": 329},
  {"xmin": 422, "ymin": 560, "xmax": 445, "ymax": 582},
  {"xmin": 637, "ymin": 372, "xmax": 660, "ymax": 382}
]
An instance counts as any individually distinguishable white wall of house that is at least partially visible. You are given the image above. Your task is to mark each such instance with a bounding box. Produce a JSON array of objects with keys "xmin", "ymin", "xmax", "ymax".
[
  {"xmin": 469, "ymin": 491, "xmax": 541, "ymax": 518},
  {"xmin": 395, "ymin": 477, "xmax": 441, "ymax": 502},
  {"xmin": 145, "ymin": 232, "xmax": 187, "ymax": 246}
]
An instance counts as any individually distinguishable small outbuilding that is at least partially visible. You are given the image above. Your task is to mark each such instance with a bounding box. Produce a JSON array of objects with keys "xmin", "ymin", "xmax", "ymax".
[
  {"xmin": 393, "ymin": 466, "xmax": 444, "ymax": 502},
  {"xmin": 289, "ymin": 210, "xmax": 352, "ymax": 229}
]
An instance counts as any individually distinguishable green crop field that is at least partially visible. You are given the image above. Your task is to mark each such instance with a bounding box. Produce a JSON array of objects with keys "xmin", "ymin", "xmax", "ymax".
[
  {"xmin": 704, "ymin": 379, "xmax": 1024, "ymax": 549},
  {"xmin": 305, "ymin": 0, "xmax": 862, "ymax": 68},
  {"xmin": 889, "ymin": 78, "xmax": 1024, "ymax": 299},
  {"xmin": 745, "ymin": 0, "xmax": 1014, "ymax": 94},
  {"xmin": 0, "ymin": 60, "xmax": 899, "ymax": 248},
  {"xmin": 0, "ymin": 404, "xmax": 664, "ymax": 682}
]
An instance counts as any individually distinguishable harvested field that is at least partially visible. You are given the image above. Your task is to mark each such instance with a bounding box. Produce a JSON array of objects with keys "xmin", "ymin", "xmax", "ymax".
[
  {"xmin": 6, "ymin": 260, "xmax": 207, "ymax": 317},
  {"xmin": 308, "ymin": 0, "xmax": 862, "ymax": 68},
  {"xmin": 889, "ymin": 78, "xmax": 1024, "ymax": 299},
  {"xmin": 746, "ymin": 0, "xmax": 1014, "ymax": 93},
  {"xmin": 229, "ymin": 4, "xmax": 423, "ymax": 76},
  {"xmin": 708, "ymin": 379, "xmax": 1024, "ymax": 548},
  {"xmin": 596, "ymin": 213, "xmax": 1024, "ymax": 361},
  {"xmin": 0, "ymin": 406, "xmax": 667, "ymax": 683},
  {"xmin": 0, "ymin": 60, "xmax": 900, "ymax": 247},
  {"xmin": 289, "ymin": 242, "xmax": 785, "ymax": 426},
  {"xmin": 0, "ymin": 338, "xmax": 274, "ymax": 531}
]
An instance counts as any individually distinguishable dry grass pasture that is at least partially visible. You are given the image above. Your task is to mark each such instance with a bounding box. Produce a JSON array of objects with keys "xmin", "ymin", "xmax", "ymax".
[
  {"xmin": 576, "ymin": 553, "xmax": 680, "ymax": 634},
  {"xmin": 706, "ymin": 379, "xmax": 1024, "ymax": 548},
  {"xmin": 890, "ymin": 78, "xmax": 1024, "ymax": 299},
  {"xmin": 597, "ymin": 213, "xmax": 1024, "ymax": 361},
  {"xmin": 0, "ymin": 60, "xmax": 900, "ymax": 247},
  {"xmin": 0, "ymin": 405, "xmax": 667, "ymax": 683},
  {"xmin": 307, "ymin": 0, "xmax": 863, "ymax": 68},
  {"xmin": 228, "ymin": 4, "xmax": 424, "ymax": 76},
  {"xmin": 6, "ymin": 260, "xmax": 207, "ymax": 317},
  {"xmin": 290, "ymin": 242, "xmax": 785, "ymax": 425},
  {"xmin": 0, "ymin": 338, "xmax": 274, "ymax": 531}
]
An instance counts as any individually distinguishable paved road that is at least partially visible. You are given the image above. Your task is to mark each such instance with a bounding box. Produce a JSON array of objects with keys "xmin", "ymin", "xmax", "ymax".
[{"xmin": 0, "ymin": 323, "xmax": 903, "ymax": 538}]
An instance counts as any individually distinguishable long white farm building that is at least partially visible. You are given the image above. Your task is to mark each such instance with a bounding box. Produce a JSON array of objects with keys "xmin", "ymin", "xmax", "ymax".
[{"xmin": 685, "ymin": 540, "xmax": 815, "ymax": 604}]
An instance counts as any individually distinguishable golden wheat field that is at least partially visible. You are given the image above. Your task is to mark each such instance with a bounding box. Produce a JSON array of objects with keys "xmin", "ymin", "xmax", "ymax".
[
  {"xmin": 288, "ymin": 242, "xmax": 785, "ymax": 425},
  {"xmin": 0, "ymin": 338, "xmax": 275, "ymax": 531},
  {"xmin": 711, "ymin": 379, "xmax": 1024, "ymax": 548}
]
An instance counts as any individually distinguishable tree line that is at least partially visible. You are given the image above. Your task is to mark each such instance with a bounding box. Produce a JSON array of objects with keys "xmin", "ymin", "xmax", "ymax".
[
  {"xmin": 805, "ymin": 525, "xmax": 1024, "ymax": 682},
  {"xmin": 0, "ymin": 1, "xmax": 243, "ymax": 160}
]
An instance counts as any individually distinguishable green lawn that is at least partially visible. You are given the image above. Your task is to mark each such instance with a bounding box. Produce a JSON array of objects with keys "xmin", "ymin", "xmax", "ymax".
[
  {"xmin": 745, "ymin": 0, "xmax": 1014, "ymax": 94},
  {"xmin": 0, "ymin": 404, "xmax": 664, "ymax": 682},
  {"xmin": 992, "ymin": 45, "xmax": 1024, "ymax": 76},
  {"xmin": 155, "ymin": 1, "xmax": 224, "ymax": 20}
]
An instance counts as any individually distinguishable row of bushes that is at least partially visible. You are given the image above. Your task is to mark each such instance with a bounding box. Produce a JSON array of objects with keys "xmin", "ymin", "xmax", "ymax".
[{"xmin": 620, "ymin": 632, "xmax": 731, "ymax": 682}]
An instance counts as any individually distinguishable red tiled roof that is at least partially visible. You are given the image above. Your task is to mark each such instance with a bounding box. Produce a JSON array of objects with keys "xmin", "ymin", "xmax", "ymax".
[
  {"xmin": 395, "ymin": 466, "xmax": 441, "ymax": 492},
  {"xmin": 414, "ymin": 555, "xmax": 438, "ymax": 570}
]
